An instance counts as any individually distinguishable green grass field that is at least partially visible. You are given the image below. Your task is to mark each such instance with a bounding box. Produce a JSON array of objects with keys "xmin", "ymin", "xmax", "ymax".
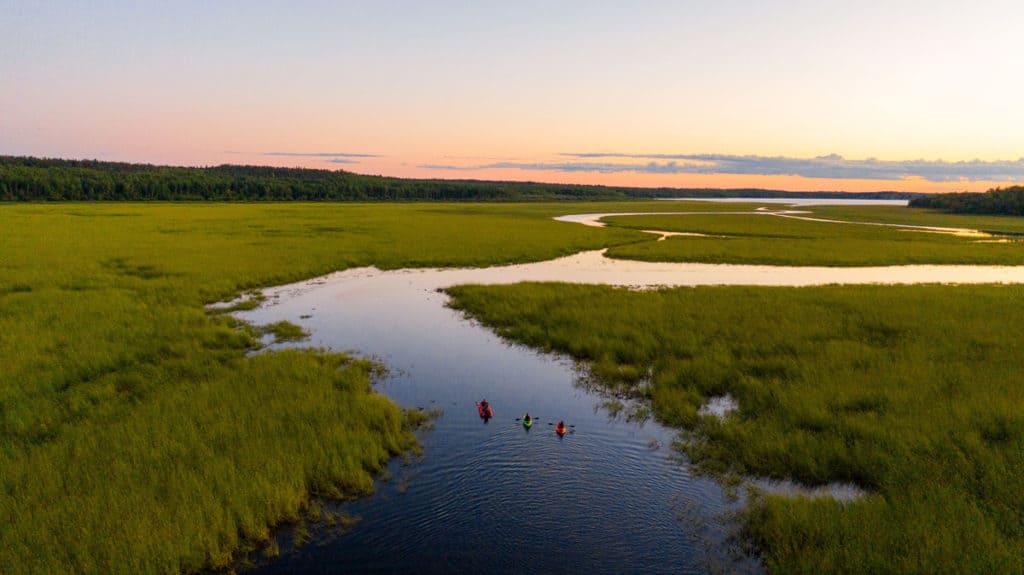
[
  {"xmin": 446, "ymin": 283, "xmax": 1024, "ymax": 574},
  {"xmin": 4, "ymin": 200, "xmax": 1024, "ymax": 573},
  {"xmin": 601, "ymin": 210, "xmax": 1024, "ymax": 266},
  {"xmin": 0, "ymin": 202, "xmax": 652, "ymax": 573}
]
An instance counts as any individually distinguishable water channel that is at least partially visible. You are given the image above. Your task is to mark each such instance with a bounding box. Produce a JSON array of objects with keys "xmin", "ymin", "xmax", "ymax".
[{"xmin": 238, "ymin": 203, "xmax": 1024, "ymax": 573}]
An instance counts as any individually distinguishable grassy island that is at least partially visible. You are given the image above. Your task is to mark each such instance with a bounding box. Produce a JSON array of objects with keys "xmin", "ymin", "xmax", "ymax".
[
  {"xmin": 601, "ymin": 210, "xmax": 1024, "ymax": 266},
  {"xmin": 447, "ymin": 282, "xmax": 1024, "ymax": 573}
]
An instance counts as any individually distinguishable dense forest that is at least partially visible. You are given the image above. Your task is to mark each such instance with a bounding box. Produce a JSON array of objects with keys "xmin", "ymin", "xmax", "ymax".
[
  {"xmin": 909, "ymin": 186, "xmax": 1024, "ymax": 216},
  {"xmin": 0, "ymin": 156, "xmax": 916, "ymax": 202}
]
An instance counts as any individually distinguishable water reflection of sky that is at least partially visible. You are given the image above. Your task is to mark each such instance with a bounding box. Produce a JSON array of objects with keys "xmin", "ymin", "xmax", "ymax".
[{"xmin": 239, "ymin": 264, "xmax": 766, "ymax": 574}]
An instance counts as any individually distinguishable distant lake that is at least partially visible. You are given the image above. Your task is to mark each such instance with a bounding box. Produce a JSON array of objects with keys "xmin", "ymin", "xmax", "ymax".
[{"xmin": 666, "ymin": 198, "xmax": 910, "ymax": 206}]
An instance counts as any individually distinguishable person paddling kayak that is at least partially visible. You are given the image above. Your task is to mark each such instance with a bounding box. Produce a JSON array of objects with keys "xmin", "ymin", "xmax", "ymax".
[
  {"xmin": 477, "ymin": 399, "xmax": 493, "ymax": 419},
  {"xmin": 523, "ymin": 413, "xmax": 533, "ymax": 428},
  {"xmin": 555, "ymin": 420, "xmax": 567, "ymax": 436}
]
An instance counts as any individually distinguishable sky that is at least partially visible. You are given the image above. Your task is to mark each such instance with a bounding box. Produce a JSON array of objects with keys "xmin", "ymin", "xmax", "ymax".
[{"xmin": 2, "ymin": 1, "xmax": 1022, "ymax": 193}]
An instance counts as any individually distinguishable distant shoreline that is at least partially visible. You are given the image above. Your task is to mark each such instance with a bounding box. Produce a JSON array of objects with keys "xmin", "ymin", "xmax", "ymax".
[
  {"xmin": 0, "ymin": 155, "xmax": 920, "ymax": 202},
  {"xmin": 669, "ymin": 197, "xmax": 910, "ymax": 206}
]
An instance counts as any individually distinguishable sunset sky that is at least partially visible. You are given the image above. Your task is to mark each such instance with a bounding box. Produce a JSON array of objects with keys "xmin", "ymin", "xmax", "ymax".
[{"xmin": 2, "ymin": 1, "xmax": 1022, "ymax": 193}]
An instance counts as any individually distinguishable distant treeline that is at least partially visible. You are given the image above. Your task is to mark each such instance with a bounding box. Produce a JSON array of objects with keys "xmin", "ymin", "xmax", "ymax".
[
  {"xmin": 909, "ymin": 186, "xmax": 1024, "ymax": 216},
  {"xmin": 0, "ymin": 156, "xmax": 917, "ymax": 202}
]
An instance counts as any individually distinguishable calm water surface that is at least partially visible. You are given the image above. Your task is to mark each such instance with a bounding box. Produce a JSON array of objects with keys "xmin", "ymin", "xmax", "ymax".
[
  {"xmin": 238, "ymin": 270, "xmax": 758, "ymax": 574},
  {"xmin": 672, "ymin": 197, "xmax": 910, "ymax": 206}
]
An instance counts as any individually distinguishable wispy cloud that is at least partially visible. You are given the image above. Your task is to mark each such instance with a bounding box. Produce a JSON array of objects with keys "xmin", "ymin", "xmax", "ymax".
[
  {"xmin": 441, "ymin": 155, "xmax": 526, "ymax": 162},
  {"xmin": 261, "ymin": 151, "xmax": 382, "ymax": 158},
  {"xmin": 421, "ymin": 153, "xmax": 1024, "ymax": 182},
  {"xmin": 418, "ymin": 161, "xmax": 655, "ymax": 174},
  {"xmin": 325, "ymin": 158, "xmax": 357, "ymax": 164}
]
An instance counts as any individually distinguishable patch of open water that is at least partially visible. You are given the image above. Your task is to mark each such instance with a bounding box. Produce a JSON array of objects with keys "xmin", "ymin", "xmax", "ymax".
[{"xmin": 672, "ymin": 198, "xmax": 910, "ymax": 207}]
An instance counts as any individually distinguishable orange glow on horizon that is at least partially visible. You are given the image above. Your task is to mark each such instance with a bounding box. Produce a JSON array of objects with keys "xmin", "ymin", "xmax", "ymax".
[
  {"xmin": 55, "ymin": 149, "xmax": 1020, "ymax": 196},
  {"xmin": 263, "ymin": 156, "xmax": 1010, "ymax": 195}
]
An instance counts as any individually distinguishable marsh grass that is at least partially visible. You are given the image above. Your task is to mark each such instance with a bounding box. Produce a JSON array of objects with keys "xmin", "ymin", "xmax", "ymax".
[
  {"xmin": 447, "ymin": 282, "xmax": 1024, "ymax": 573},
  {"xmin": 811, "ymin": 204, "xmax": 1024, "ymax": 235},
  {"xmin": 405, "ymin": 406, "xmax": 444, "ymax": 431},
  {"xmin": 258, "ymin": 320, "xmax": 309, "ymax": 343},
  {"xmin": 0, "ymin": 201, "xmax": 650, "ymax": 573},
  {"xmin": 603, "ymin": 211, "xmax": 1024, "ymax": 265},
  {"xmin": 7, "ymin": 200, "xmax": 1016, "ymax": 572},
  {"xmin": 225, "ymin": 298, "xmax": 263, "ymax": 312},
  {"xmin": 207, "ymin": 292, "xmax": 266, "ymax": 314}
]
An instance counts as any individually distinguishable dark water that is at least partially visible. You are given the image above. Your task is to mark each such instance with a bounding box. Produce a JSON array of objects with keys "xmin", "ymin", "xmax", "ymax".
[{"xmin": 237, "ymin": 268, "xmax": 761, "ymax": 574}]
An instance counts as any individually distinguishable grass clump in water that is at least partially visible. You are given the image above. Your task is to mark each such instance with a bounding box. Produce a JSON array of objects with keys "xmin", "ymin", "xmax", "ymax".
[
  {"xmin": 258, "ymin": 320, "xmax": 309, "ymax": 343},
  {"xmin": 405, "ymin": 406, "xmax": 444, "ymax": 431},
  {"xmin": 447, "ymin": 282, "xmax": 1024, "ymax": 574}
]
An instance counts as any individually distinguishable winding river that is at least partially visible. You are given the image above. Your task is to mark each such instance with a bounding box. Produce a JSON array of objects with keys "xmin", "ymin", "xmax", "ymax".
[{"xmin": 238, "ymin": 203, "xmax": 1024, "ymax": 574}]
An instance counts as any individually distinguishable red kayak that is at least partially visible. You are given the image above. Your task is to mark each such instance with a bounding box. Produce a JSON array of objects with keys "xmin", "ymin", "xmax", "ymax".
[
  {"xmin": 477, "ymin": 402, "xmax": 493, "ymax": 419},
  {"xmin": 555, "ymin": 421, "xmax": 567, "ymax": 436}
]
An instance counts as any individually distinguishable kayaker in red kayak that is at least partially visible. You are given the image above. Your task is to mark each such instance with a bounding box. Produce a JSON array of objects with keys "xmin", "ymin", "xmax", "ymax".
[
  {"xmin": 477, "ymin": 399, "xmax": 493, "ymax": 418},
  {"xmin": 556, "ymin": 420, "xmax": 567, "ymax": 436}
]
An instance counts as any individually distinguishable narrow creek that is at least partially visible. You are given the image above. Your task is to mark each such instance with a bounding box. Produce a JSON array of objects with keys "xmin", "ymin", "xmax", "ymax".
[
  {"xmin": 237, "ymin": 265, "xmax": 760, "ymax": 574},
  {"xmin": 237, "ymin": 205, "xmax": 1024, "ymax": 573}
]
